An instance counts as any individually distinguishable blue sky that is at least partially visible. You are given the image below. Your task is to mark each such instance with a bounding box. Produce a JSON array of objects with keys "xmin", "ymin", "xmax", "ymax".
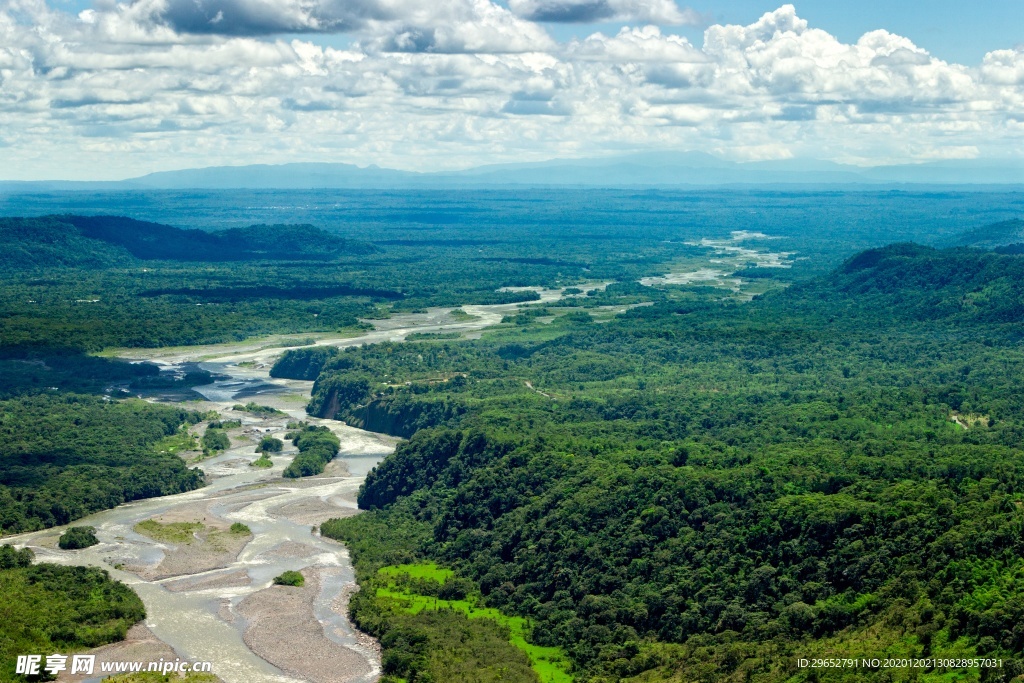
[
  {"xmin": 4, "ymin": 1, "xmax": 1023, "ymax": 179},
  {"xmin": 576, "ymin": 1, "xmax": 1023, "ymax": 65}
]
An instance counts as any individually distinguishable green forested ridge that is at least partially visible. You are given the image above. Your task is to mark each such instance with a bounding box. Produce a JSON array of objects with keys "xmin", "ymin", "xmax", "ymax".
[
  {"xmin": 0, "ymin": 215, "xmax": 387, "ymax": 350},
  {"xmin": 2, "ymin": 215, "xmax": 376, "ymax": 267},
  {"xmin": 953, "ymin": 219, "xmax": 1024, "ymax": 249},
  {"xmin": 316, "ymin": 244, "xmax": 1024, "ymax": 682},
  {"xmin": 0, "ymin": 546, "xmax": 146, "ymax": 682},
  {"xmin": 0, "ymin": 216, "xmax": 134, "ymax": 269},
  {"xmin": 0, "ymin": 394, "xmax": 205, "ymax": 533}
]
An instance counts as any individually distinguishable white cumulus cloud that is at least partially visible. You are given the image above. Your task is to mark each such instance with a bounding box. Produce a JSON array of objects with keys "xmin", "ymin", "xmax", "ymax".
[{"xmin": 0, "ymin": 1, "xmax": 1021, "ymax": 179}]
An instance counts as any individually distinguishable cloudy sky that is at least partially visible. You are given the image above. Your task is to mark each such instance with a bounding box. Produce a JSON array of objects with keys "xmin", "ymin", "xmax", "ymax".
[{"xmin": 2, "ymin": 0, "xmax": 1022, "ymax": 180}]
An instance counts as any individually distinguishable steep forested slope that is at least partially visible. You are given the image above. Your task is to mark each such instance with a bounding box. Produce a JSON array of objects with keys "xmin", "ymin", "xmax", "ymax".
[
  {"xmin": 315, "ymin": 245, "xmax": 1024, "ymax": 682},
  {"xmin": 821, "ymin": 243, "xmax": 1024, "ymax": 325},
  {"xmin": 0, "ymin": 216, "xmax": 134, "ymax": 269}
]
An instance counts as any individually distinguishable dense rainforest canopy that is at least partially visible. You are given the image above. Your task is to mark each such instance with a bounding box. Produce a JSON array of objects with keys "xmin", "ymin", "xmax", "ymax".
[
  {"xmin": 2, "ymin": 189, "xmax": 1024, "ymax": 682},
  {"xmin": 309, "ymin": 243, "xmax": 1024, "ymax": 682},
  {"xmin": 0, "ymin": 394, "xmax": 205, "ymax": 533},
  {"xmin": 0, "ymin": 546, "xmax": 146, "ymax": 681}
]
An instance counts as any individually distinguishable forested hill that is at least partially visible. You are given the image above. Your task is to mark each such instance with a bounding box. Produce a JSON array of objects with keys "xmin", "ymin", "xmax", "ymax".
[
  {"xmin": 783, "ymin": 242, "xmax": 1024, "ymax": 326},
  {"xmin": 952, "ymin": 218, "xmax": 1024, "ymax": 250},
  {"xmin": 0, "ymin": 215, "xmax": 376, "ymax": 269},
  {"xmin": 65, "ymin": 215, "xmax": 378, "ymax": 260},
  {"xmin": 311, "ymin": 242, "xmax": 1024, "ymax": 682},
  {"xmin": 0, "ymin": 216, "xmax": 133, "ymax": 269}
]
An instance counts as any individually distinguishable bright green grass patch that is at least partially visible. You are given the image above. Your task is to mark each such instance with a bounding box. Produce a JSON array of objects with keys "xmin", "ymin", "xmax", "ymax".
[
  {"xmin": 449, "ymin": 308, "xmax": 479, "ymax": 321},
  {"xmin": 251, "ymin": 453, "xmax": 274, "ymax": 468},
  {"xmin": 379, "ymin": 562, "xmax": 453, "ymax": 583},
  {"xmin": 134, "ymin": 520, "xmax": 204, "ymax": 544},
  {"xmin": 377, "ymin": 564, "xmax": 572, "ymax": 683},
  {"xmin": 153, "ymin": 428, "xmax": 198, "ymax": 455}
]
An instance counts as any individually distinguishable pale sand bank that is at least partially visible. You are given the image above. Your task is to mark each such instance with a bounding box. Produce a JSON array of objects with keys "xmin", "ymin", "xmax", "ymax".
[
  {"xmin": 252, "ymin": 540, "xmax": 321, "ymax": 561},
  {"xmin": 268, "ymin": 497, "xmax": 359, "ymax": 526},
  {"xmin": 162, "ymin": 568, "xmax": 252, "ymax": 593},
  {"xmin": 129, "ymin": 501, "xmax": 253, "ymax": 580},
  {"xmin": 238, "ymin": 568, "xmax": 373, "ymax": 683}
]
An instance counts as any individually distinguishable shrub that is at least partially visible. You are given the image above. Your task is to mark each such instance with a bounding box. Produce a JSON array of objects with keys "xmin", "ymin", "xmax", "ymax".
[
  {"xmin": 273, "ymin": 570, "xmax": 305, "ymax": 587},
  {"xmin": 233, "ymin": 402, "xmax": 284, "ymax": 416},
  {"xmin": 257, "ymin": 436, "xmax": 283, "ymax": 452},
  {"xmin": 201, "ymin": 428, "xmax": 230, "ymax": 453},
  {"xmin": 59, "ymin": 526, "xmax": 99, "ymax": 550},
  {"xmin": 251, "ymin": 454, "xmax": 273, "ymax": 468}
]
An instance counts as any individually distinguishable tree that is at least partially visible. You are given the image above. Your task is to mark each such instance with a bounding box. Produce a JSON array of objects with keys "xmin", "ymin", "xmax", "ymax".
[{"xmin": 58, "ymin": 526, "xmax": 99, "ymax": 550}]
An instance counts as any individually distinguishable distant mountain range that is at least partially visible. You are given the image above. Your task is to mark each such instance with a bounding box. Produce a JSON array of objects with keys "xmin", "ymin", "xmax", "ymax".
[{"xmin": 3, "ymin": 152, "xmax": 1022, "ymax": 190}]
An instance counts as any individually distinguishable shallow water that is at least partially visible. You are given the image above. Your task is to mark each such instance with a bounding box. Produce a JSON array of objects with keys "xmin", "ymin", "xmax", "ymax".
[
  {"xmin": 10, "ymin": 297, "xmax": 575, "ymax": 683},
  {"xmin": 640, "ymin": 231, "xmax": 795, "ymax": 290},
  {"xmin": 15, "ymin": 433, "xmax": 386, "ymax": 683}
]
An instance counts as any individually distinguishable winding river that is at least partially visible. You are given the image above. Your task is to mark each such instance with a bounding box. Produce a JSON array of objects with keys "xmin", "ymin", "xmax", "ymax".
[{"xmin": 9, "ymin": 293, "xmax": 569, "ymax": 683}]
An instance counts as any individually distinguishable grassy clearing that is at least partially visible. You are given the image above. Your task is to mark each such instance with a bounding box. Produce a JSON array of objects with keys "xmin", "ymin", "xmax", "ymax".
[
  {"xmin": 379, "ymin": 562, "xmax": 453, "ymax": 583},
  {"xmin": 377, "ymin": 563, "xmax": 573, "ymax": 683},
  {"xmin": 153, "ymin": 428, "xmax": 198, "ymax": 455},
  {"xmin": 480, "ymin": 321, "xmax": 572, "ymax": 344},
  {"xmin": 449, "ymin": 308, "xmax": 480, "ymax": 321},
  {"xmin": 134, "ymin": 520, "xmax": 205, "ymax": 544}
]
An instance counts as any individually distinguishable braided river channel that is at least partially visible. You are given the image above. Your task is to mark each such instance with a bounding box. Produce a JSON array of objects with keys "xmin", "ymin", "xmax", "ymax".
[{"xmin": 9, "ymin": 294, "xmax": 566, "ymax": 683}]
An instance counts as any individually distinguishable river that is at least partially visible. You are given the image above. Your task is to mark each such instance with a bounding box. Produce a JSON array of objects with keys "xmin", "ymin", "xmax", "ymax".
[{"xmin": 8, "ymin": 293, "xmax": 571, "ymax": 683}]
